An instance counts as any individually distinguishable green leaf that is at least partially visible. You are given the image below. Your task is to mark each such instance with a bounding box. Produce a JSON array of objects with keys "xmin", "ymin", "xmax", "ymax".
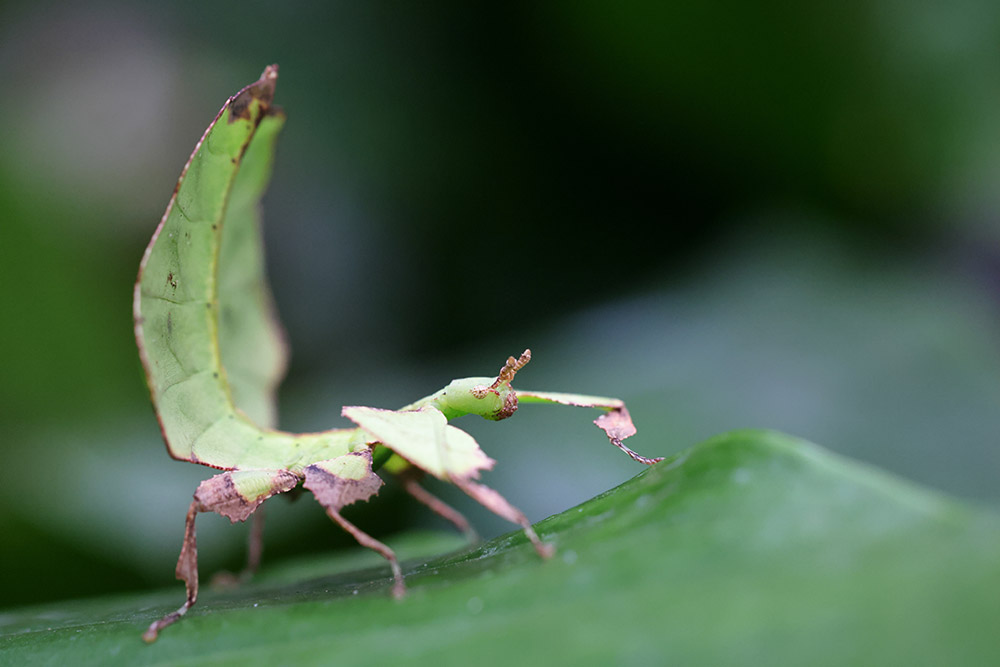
[{"xmin": 3, "ymin": 431, "xmax": 997, "ymax": 665}]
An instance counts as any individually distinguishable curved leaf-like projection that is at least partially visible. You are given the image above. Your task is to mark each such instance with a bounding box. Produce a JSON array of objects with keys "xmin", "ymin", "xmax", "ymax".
[{"xmin": 133, "ymin": 65, "xmax": 662, "ymax": 641}]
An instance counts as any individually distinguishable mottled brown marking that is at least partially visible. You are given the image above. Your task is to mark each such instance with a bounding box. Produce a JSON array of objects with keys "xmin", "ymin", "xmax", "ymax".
[
  {"xmin": 496, "ymin": 390, "xmax": 518, "ymax": 420},
  {"xmin": 303, "ymin": 451, "xmax": 382, "ymax": 513},
  {"xmin": 228, "ymin": 64, "xmax": 278, "ymax": 123},
  {"xmin": 194, "ymin": 470, "xmax": 299, "ymax": 523},
  {"xmin": 167, "ymin": 271, "xmax": 177, "ymax": 289}
]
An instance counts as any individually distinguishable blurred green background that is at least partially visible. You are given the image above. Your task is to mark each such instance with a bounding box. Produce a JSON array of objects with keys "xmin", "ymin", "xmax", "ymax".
[{"xmin": 1, "ymin": 0, "xmax": 999, "ymax": 611}]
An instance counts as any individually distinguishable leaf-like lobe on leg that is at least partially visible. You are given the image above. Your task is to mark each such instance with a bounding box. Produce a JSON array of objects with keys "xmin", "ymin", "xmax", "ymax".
[
  {"xmin": 593, "ymin": 405, "xmax": 637, "ymax": 442},
  {"xmin": 342, "ymin": 406, "xmax": 495, "ymax": 480},
  {"xmin": 303, "ymin": 450, "xmax": 383, "ymax": 512},
  {"xmin": 194, "ymin": 469, "xmax": 299, "ymax": 523}
]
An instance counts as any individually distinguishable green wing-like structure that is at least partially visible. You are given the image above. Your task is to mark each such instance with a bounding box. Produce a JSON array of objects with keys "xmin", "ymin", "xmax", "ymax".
[
  {"xmin": 216, "ymin": 87, "xmax": 289, "ymax": 430},
  {"xmin": 134, "ymin": 67, "xmax": 290, "ymax": 465}
]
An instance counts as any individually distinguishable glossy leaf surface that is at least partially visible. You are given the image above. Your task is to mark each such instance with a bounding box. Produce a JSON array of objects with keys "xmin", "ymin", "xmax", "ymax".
[{"xmin": 3, "ymin": 431, "xmax": 997, "ymax": 665}]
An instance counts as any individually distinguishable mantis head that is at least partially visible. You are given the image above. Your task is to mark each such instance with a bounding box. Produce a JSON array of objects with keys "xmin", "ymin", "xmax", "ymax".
[{"xmin": 441, "ymin": 349, "xmax": 531, "ymax": 421}]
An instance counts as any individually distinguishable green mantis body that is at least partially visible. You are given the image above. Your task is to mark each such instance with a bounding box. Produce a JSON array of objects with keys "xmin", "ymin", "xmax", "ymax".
[{"xmin": 134, "ymin": 66, "xmax": 661, "ymax": 642}]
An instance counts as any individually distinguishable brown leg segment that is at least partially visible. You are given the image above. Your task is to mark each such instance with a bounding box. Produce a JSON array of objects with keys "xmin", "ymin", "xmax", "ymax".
[
  {"xmin": 244, "ymin": 506, "xmax": 265, "ymax": 577},
  {"xmin": 303, "ymin": 451, "xmax": 405, "ymax": 599},
  {"xmin": 611, "ymin": 437, "xmax": 665, "ymax": 466},
  {"xmin": 143, "ymin": 469, "xmax": 298, "ymax": 642},
  {"xmin": 210, "ymin": 508, "xmax": 267, "ymax": 589},
  {"xmin": 323, "ymin": 506, "xmax": 406, "ymax": 599},
  {"xmin": 142, "ymin": 500, "xmax": 203, "ymax": 643},
  {"xmin": 452, "ymin": 477, "xmax": 554, "ymax": 559},
  {"xmin": 398, "ymin": 468, "xmax": 477, "ymax": 541}
]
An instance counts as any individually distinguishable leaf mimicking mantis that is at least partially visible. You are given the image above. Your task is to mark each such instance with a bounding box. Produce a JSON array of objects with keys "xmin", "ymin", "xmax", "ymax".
[{"xmin": 133, "ymin": 65, "xmax": 662, "ymax": 642}]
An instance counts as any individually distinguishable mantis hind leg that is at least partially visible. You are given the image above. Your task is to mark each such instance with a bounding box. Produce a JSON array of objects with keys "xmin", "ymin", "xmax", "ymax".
[
  {"xmin": 142, "ymin": 500, "xmax": 202, "ymax": 643},
  {"xmin": 245, "ymin": 508, "xmax": 266, "ymax": 576},
  {"xmin": 210, "ymin": 507, "xmax": 267, "ymax": 589},
  {"xmin": 142, "ymin": 469, "xmax": 300, "ymax": 642}
]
